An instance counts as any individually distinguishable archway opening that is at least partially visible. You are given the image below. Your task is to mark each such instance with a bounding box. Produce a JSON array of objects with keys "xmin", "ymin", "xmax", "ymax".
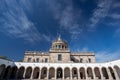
[
  {"xmin": 94, "ymin": 67, "xmax": 101, "ymax": 79},
  {"xmin": 64, "ymin": 67, "xmax": 70, "ymax": 79},
  {"xmin": 33, "ymin": 67, "xmax": 40, "ymax": 79},
  {"xmin": 49, "ymin": 67, "xmax": 55, "ymax": 79},
  {"xmin": 87, "ymin": 67, "xmax": 93, "ymax": 79},
  {"xmin": 102, "ymin": 67, "xmax": 109, "ymax": 79},
  {"xmin": 57, "ymin": 68, "xmax": 62, "ymax": 79},
  {"xmin": 17, "ymin": 66, "xmax": 25, "ymax": 79},
  {"xmin": 25, "ymin": 67, "xmax": 32, "ymax": 79},
  {"xmin": 108, "ymin": 67, "xmax": 116, "ymax": 79},
  {"xmin": 10, "ymin": 66, "xmax": 18, "ymax": 79},
  {"xmin": 0, "ymin": 64, "xmax": 6, "ymax": 79},
  {"xmin": 41, "ymin": 67, "xmax": 47, "ymax": 79},
  {"xmin": 114, "ymin": 66, "xmax": 120, "ymax": 79},
  {"xmin": 3, "ymin": 66, "xmax": 11, "ymax": 79},
  {"xmin": 79, "ymin": 67, "xmax": 86, "ymax": 79},
  {"xmin": 72, "ymin": 67, "xmax": 78, "ymax": 79}
]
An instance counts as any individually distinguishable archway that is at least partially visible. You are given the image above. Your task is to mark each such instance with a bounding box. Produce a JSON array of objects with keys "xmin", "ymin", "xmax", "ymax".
[
  {"xmin": 108, "ymin": 67, "xmax": 116, "ymax": 79},
  {"xmin": 64, "ymin": 67, "xmax": 70, "ymax": 79},
  {"xmin": 49, "ymin": 67, "xmax": 55, "ymax": 79},
  {"xmin": 0, "ymin": 64, "xmax": 6, "ymax": 79},
  {"xmin": 102, "ymin": 67, "xmax": 109, "ymax": 79},
  {"xmin": 57, "ymin": 68, "xmax": 62, "ymax": 79},
  {"xmin": 10, "ymin": 66, "xmax": 18, "ymax": 79},
  {"xmin": 41, "ymin": 67, "xmax": 47, "ymax": 79},
  {"xmin": 79, "ymin": 67, "xmax": 86, "ymax": 79},
  {"xmin": 72, "ymin": 67, "xmax": 78, "ymax": 79},
  {"xmin": 17, "ymin": 66, "xmax": 25, "ymax": 79},
  {"xmin": 3, "ymin": 66, "xmax": 11, "ymax": 79},
  {"xmin": 25, "ymin": 67, "xmax": 32, "ymax": 79},
  {"xmin": 87, "ymin": 67, "xmax": 93, "ymax": 79},
  {"xmin": 114, "ymin": 66, "xmax": 120, "ymax": 79},
  {"xmin": 94, "ymin": 67, "xmax": 101, "ymax": 79},
  {"xmin": 33, "ymin": 67, "xmax": 40, "ymax": 79}
]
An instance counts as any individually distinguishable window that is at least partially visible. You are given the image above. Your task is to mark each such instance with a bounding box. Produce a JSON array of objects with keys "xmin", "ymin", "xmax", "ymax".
[
  {"xmin": 27, "ymin": 58, "xmax": 31, "ymax": 62},
  {"xmin": 80, "ymin": 58, "xmax": 83, "ymax": 63},
  {"xmin": 88, "ymin": 58, "xmax": 91, "ymax": 63},
  {"xmin": 58, "ymin": 54, "xmax": 62, "ymax": 61},
  {"xmin": 45, "ymin": 58, "xmax": 48, "ymax": 62},
  {"xmin": 36, "ymin": 58, "xmax": 39, "ymax": 62}
]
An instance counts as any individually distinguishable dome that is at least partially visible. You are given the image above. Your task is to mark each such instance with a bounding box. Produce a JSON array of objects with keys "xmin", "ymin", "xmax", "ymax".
[{"xmin": 51, "ymin": 35, "xmax": 69, "ymax": 50}]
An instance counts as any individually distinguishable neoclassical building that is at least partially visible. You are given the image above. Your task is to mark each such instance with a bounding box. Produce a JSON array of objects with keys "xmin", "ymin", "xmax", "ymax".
[{"xmin": 0, "ymin": 36, "xmax": 120, "ymax": 80}]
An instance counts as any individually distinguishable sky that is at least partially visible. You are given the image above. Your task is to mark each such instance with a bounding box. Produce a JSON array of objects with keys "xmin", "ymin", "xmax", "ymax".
[{"xmin": 0, "ymin": 0, "xmax": 120, "ymax": 62}]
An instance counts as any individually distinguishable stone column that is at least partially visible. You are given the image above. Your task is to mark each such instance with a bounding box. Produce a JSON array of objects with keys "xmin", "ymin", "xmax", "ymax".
[
  {"xmin": 30, "ymin": 69, "xmax": 34, "ymax": 79},
  {"xmin": 85, "ymin": 68, "xmax": 88, "ymax": 80},
  {"xmin": 77, "ymin": 69, "xmax": 80, "ymax": 80},
  {"xmin": 23, "ymin": 69, "xmax": 26, "ymax": 79},
  {"xmin": 54, "ymin": 69, "xmax": 56, "ymax": 80},
  {"xmin": 47, "ymin": 69, "xmax": 49, "ymax": 80},
  {"xmin": 99, "ymin": 68, "xmax": 104, "ymax": 80},
  {"xmin": 38, "ymin": 70, "xmax": 41, "ymax": 80},
  {"xmin": 106, "ymin": 68, "xmax": 113, "ymax": 80},
  {"xmin": 70, "ymin": 69, "xmax": 72, "ymax": 80},
  {"xmin": 62, "ymin": 69, "xmax": 64, "ymax": 80},
  {"xmin": 113, "ymin": 68, "xmax": 120, "ymax": 80},
  {"xmin": 92, "ymin": 68, "xmax": 96, "ymax": 80}
]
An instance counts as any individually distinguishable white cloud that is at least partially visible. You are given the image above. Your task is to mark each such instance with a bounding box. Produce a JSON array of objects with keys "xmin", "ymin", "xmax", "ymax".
[
  {"xmin": 0, "ymin": 0, "xmax": 51, "ymax": 43},
  {"xmin": 89, "ymin": 0, "xmax": 112, "ymax": 28},
  {"xmin": 96, "ymin": 50, "xmax": 120, "ymax": 62},
  {"xmin": 108, "ymin": 13, "xmax": 120, "ymax": 19},
  {"xmin": 46, "ymin": 0, "xmax": 82, "ymax": 39}
]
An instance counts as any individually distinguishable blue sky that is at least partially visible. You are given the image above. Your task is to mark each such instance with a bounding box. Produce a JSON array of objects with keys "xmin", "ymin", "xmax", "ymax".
[{"xmin": 0, "ymin": 0, "xmax": 120, "ymax": 62}]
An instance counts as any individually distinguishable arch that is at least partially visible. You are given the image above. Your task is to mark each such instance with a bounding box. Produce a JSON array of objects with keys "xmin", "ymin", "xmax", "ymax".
[
  {"xmin": 94, "ymin": 67, "xmax": 101, "ymax": 79},
  {"xmin": 25, "ymin": 67, "xmax": 32, "ymax": 79},
  {"xmin": 0, "ymin": 64, "xmax": 6, "ymax": 79},
  {"xmin": 49, "ymin": 67, "xmax": 55, "ymax": 79},
  {"xmin": 114, "ymin": 65, "xmax": 120, "ymax": 78},
  {"xmin": 87, "ymin": 67, "xmax": 93, "ymax": 79},
  {"xmin": 57, "ymin": 67, "xmax": 63, "ymax": 79},
  {"xmin": 41, "ymin": 67, "xmax": 47, "ymax": 79},
  {"xmin": 79, "ymin": 67, "xmax": 86, "ymax": 79},
  {"xmin": 102, "ymin": 67, "xmax": 109, "ymax": 79},
  {"xmin": 108, "ymin": 67, "xmax": 116, "ymax": 79},
  {"xmin": 64, "ymin": 67, "xmax": 70, "ymax": 79},
  {"xmin": 3, "ymin": 66, "xmax": 11, "ymax": 79},
  {"xmin": 10, "ymin": 66, "xmax": 18, "ymax": 79},
  {"xmin": 17, "ymin": 66, "xmax": 25, "ymax": 79},
  {"xmin": 72, "ymin": 67, "xmax": 78, "ymax": 79},
  {"xmin": 33, "ymin": 67, "xmax": 40, "ymax": 79}
]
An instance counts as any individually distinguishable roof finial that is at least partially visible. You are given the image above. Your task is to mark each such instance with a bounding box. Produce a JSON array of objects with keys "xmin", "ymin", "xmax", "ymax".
[{"xmin": 58, "ymin": 34, "xmax": 61, "ymax": 41}]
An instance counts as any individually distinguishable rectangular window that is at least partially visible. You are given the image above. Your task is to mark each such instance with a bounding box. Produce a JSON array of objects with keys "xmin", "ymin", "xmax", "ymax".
[
  {"xmin": 27, "ymin": 58, "xmax": 31, "ymax": 62},
  {"xmin": 36, "ymin": 58, "xmax": 39, "ymax": 62},
  {"xmin": 45, "ymin": 58, "xmax": 48, "ymax": 62},
  {"xmin": 80, "ymin": 58, "xmax": 83, "ymax": 63},
  {"xmin": 58, "ymin": 54, "xmax": 62, "ymax": 61},
  {"xmin": 88, "ymin": 58, "xmax": 91, "ymax": 63}
]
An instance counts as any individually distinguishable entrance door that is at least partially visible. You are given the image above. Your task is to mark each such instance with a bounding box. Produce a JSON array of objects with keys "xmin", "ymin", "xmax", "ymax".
[{"xmin": 57, "ymin": 68, "xmax": 62, "ymax": 79}]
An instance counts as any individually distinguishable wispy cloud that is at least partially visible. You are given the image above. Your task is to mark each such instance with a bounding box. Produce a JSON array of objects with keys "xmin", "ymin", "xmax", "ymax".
[
  {"xmin": 96, "ymin": 50, "xmax": 120, "ymax": 62},
  {"xmin": 46, "ymin": 0, "xmax": 82, "ymax": 39},
  {"xmin": 0, "ymin": 0, "xmax": 51, "ymax": 43},
  {"xmin": 89, "ymin": 0, "xmax": 112, "ymax": 28}
]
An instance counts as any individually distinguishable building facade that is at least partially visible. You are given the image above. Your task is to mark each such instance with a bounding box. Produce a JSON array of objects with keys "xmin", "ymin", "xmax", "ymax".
[
  {"xmin": 23, "ymin": 36, "xmax": 95, "ymax": 63},
  {"xmin": 0, "ymin": 36, "xmax": 120, "ymax": 80}
]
